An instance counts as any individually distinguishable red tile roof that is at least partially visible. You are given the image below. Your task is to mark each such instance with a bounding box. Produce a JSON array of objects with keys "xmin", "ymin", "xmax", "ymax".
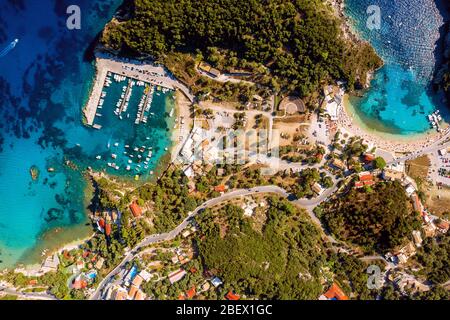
[
  {"xmin": 323, "ymin": 283, "xmax": 349, "ymax": 300},
  {"xmin": 128, "ymin": 285, "xmax": 138, "ymax": 299},
  {"xmin": 130, "ymin": 202, "xmax": 142, "ymax": 218},
  {"xmin": 132, "ymin": 275, "xmax": 143, "ymax": 287},
  {"xmin": 354, "ymin": 181, "xmax": 364, "ymax": 188},
  {"xmin": 364, "ymin": 153, "xmax": 375, "ymax": 163},
  {"xmin": 359, "ymin": 173, "xmax": 373, "ymax": 182},
  {"xmin": 73, "ymin": 279, "xmax": 88, "ymax": 290},
  {"xmin": 214, "ymin": 185, "xmax": 226, "ymax": 192},
  {"xmin": 225, "ymin": 291, "xmax": 240, "ymax": 300},
  {"xmin": 437, "ymin": 220, "xmax": 449, "ymax": 231},
  {"xmin": 115, "ymin": 291, "xmax": 127, "ymax": 300},
  {"xmin": 411, "ymin": 193, "xmax": 422, "ymax": 213},
  {"xmin": 186, "ymin": 286, "xmax": 196, "ymax": 299},
  {"xmin": 105, "ymin": 223, "xmax": 112, "ymax": 236}
]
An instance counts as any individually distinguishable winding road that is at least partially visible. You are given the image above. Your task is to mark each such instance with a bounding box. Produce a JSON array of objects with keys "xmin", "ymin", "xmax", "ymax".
[{"xmin": 89, "ymin": 184, "xmax": 336, "ymax": 300}]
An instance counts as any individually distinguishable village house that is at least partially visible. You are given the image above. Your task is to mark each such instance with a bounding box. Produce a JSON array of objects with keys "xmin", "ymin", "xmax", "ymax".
[
  {"xmin": 382, "ymin": 169, "xmax": 405, "ymax": 181},
  {"xmin": 355, "ymin": 171, "xmax": 375, "ymax": 188},
  {"xmin": 331, "ymin": 158, "xmax": 346, "ymax": 171},
  {"xmin": 95, "ymin": 257, "xmax": 105, "ymax": 270},
  {"xmin": 412, "ymin": 230, "xmax": 423, "ymax": 247},
  {"xmin": 138, "ymin": 270, "xmax": 152, "ymax": 282},
  {"xmin": 225, "ymin": 291, "xmax": 240, "ymax": 300},
  {"xmin": 363, "ymin": 153, "xmax": 375, "ymax": 164},
  {"xmin": 40, "ymin": 253, "xmax": 60, "ymax": 273},
  {"xmin": 211, "ymin": 276, "xmax": 223, "ymax": 288},
  {"xmin": 198, "ymin": 61, "xmax": 221, "ymax": 78},
  {"xmin": 410, "ymin": 193, "xmax": 423, "ymax": 213},
  {"xmin": 423, "ymin": 223, "xmax": 437, "ymax": 237},
  {"xmin": 436, "ymin": 220, "xmax": 449, "ymax": 234},
  {"xmin": 318, "ymin": 283, "xmax": 349, "ymax": 300},
  {"xmin": 214, "ymin": 184, "xmax": 227, "ymax": 194},
  {"xmin": 130, "ymin": 201, "xmax": 142, "ymax": 218},
  {"xmin": 168, "ymin": 269, "xmax": 187, "ymax": 284},
  {"xmin": 312, "ymin": 182, "xmax": 325, "ymax": 195}
]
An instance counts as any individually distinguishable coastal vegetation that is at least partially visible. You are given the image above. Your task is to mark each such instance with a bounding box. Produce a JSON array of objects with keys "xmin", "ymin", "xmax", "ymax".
[
  {"xmin": 101, "ymin": 0, "xmax": 382, "ymax": 99},
  {"xmin": 194, "ymin": 197, "xmax": 328, "ymax": 299},
  {"xmin": 413, "ymin": 232, "xmax": 450, "ymax": 285},
  {"xmin": 318, "ymin": 181, "xmax": 421, "ymax": 253}
]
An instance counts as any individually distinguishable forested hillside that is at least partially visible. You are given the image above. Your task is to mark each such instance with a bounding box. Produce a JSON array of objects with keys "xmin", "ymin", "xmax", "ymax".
[
  {"xmin": 101, "ymin": 0, "xmax": 382, "ymax": 97},
  {"xmin": 195, "ymin": 197, "xmax": 328, "ymax": 299},
  {"xmin": 319, "ymin": 181, "xmax": 421, "ymax": 253}
]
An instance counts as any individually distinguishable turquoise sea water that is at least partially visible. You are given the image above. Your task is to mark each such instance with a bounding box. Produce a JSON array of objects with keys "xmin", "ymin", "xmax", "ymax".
[
  {"xmin": 0, "ymin": 0, "xmax": 173, "ymax": 268},
  {"xmin": 344, "ymin": 0, "xmax": 449, "ymax": 134}
]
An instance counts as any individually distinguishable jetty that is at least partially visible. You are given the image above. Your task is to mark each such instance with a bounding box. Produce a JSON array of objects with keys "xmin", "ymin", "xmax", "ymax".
[{"xmin": 83, "ymin": 53, "xmax": 194, "ymax": 126}]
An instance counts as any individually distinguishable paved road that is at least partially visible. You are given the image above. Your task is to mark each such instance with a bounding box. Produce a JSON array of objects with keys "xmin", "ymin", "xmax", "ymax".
[
  {"xmin": 388, "ymin": 138, "xmax": 450, "ymax": 166},
  {"xmin": 0, "ymin": 286, "xmax": 57, "ymax": 300},
  {"xmin": 90, "ymin": 184, "xmax": 337, "ymax": 300}
]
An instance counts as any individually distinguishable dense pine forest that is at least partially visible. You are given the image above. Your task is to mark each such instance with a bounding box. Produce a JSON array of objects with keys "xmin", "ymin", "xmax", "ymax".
[
  {"xmin": 319, "ymin": 181, "xmax": 421, "ymax": 253},
  {"xmin": 101, "ymin": 0, "xmax": 382, "ymax": 97}
]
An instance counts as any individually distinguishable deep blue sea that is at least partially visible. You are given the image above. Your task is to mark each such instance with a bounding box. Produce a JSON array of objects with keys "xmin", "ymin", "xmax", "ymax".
[
  {"xmin": 344, "ymin": 0, "xmax": 449, "ymax": 134},
  {"xmin": 0, "ymin": 0, "xmax": 173, "ymax": 268}
]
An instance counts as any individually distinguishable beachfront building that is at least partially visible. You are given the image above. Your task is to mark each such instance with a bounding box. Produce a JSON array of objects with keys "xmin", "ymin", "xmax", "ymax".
[
  {"xmin": 41, "ymin": 253, "xmax": 60, "ymax": 273},
  {"xmin": 322, "ymin": 85, "xmax": 344, "ymax": 121}
]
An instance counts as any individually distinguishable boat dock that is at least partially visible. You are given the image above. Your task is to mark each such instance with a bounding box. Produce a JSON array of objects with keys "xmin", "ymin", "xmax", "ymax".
[
  {"xmin": 118, "ymin": 79, "xmax": 132, "ymax": 114},
  {"xmin": 136, "ymin": 86, "xmax": 153, "ymax": 124},
  {"xmin": 83, "ymin": 53, "xmax": 194, "ymax": 126}
]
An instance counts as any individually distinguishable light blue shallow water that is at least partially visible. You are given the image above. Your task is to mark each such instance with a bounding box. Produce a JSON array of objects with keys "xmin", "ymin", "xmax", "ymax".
[
  {"xmin": 0, "ymin": 0, "xmax": 173, "ymax": 268},
  {"xmin": 344, "ymin": 0, "xmax": 449, "ymax": 134}
]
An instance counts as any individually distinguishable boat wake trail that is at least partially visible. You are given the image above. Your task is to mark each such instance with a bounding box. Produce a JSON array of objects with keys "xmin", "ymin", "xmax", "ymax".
[{"xmin": 0, "ymin": 39, "xmax": 19, "ymax": 58}]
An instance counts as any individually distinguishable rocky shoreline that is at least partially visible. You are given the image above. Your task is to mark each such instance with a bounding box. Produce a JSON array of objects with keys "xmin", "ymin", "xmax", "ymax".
[
  {"xmin": 433, "ymin": 20, "xmax": 450, "ymax": 102},
  {"xmin": 327, "ymin": 0, "xmax": 383, "ymax": 88}
]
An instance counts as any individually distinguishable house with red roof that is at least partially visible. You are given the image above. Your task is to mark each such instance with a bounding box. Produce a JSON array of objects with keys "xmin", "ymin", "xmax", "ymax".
[
  {"xmin": 358, "ymin": 171, "xmax": 373, "ymax": 182},
  {"xmin": 72, "ymin": 275, "xmax": 88, "ymax": 290},
  {"xmin": 354, "ymin": 181, "xmax": 364, "ymax": 189},
  {"xmin": 214, "ymin": 185, "xmax": 227, "ymax": 193},
  {"xmin": 105, "ymin": 223, "xmax": 112, "ymax": 236},
  {"xmin": 225, "ymin": 291, "xmax": 240, "ymax": 300},
  {"xmin": 319, "ymin": 283, "xmax": 349, "ymax": 300},
  {"xmin": 363, "ymin": 153, "xmax": 375, "ymax": 163},
  {"xmin": 436, "ymin": 220, "xmax": 449, "ymax": 234},
  {"xmin": 410, "ymin": 193, "xmax": 423, "ymax": 213},
  {"xmin": 130, "ymin": 201, "xmax": 142, "ymax": 218},
  {"xmin": 185, "ymin": 286, "xmax": 196, "ymax": 299}
]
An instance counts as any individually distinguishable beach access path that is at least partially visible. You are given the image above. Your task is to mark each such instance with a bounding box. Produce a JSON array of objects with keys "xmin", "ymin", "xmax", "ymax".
[{"xmin": 83, "ymin": 53, "xmax": 194, "ymax": 126}]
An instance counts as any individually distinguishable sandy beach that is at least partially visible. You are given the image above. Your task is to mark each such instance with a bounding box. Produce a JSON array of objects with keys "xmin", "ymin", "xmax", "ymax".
[{"xmin": 339, "ymin": 95, "xmax": 449, "ymax": 154}]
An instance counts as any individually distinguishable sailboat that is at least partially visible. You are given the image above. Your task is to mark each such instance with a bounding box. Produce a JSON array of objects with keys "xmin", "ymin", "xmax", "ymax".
[{"xmin": 0, "ymin": 39, "xmax": 19, "ymax": 58}]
